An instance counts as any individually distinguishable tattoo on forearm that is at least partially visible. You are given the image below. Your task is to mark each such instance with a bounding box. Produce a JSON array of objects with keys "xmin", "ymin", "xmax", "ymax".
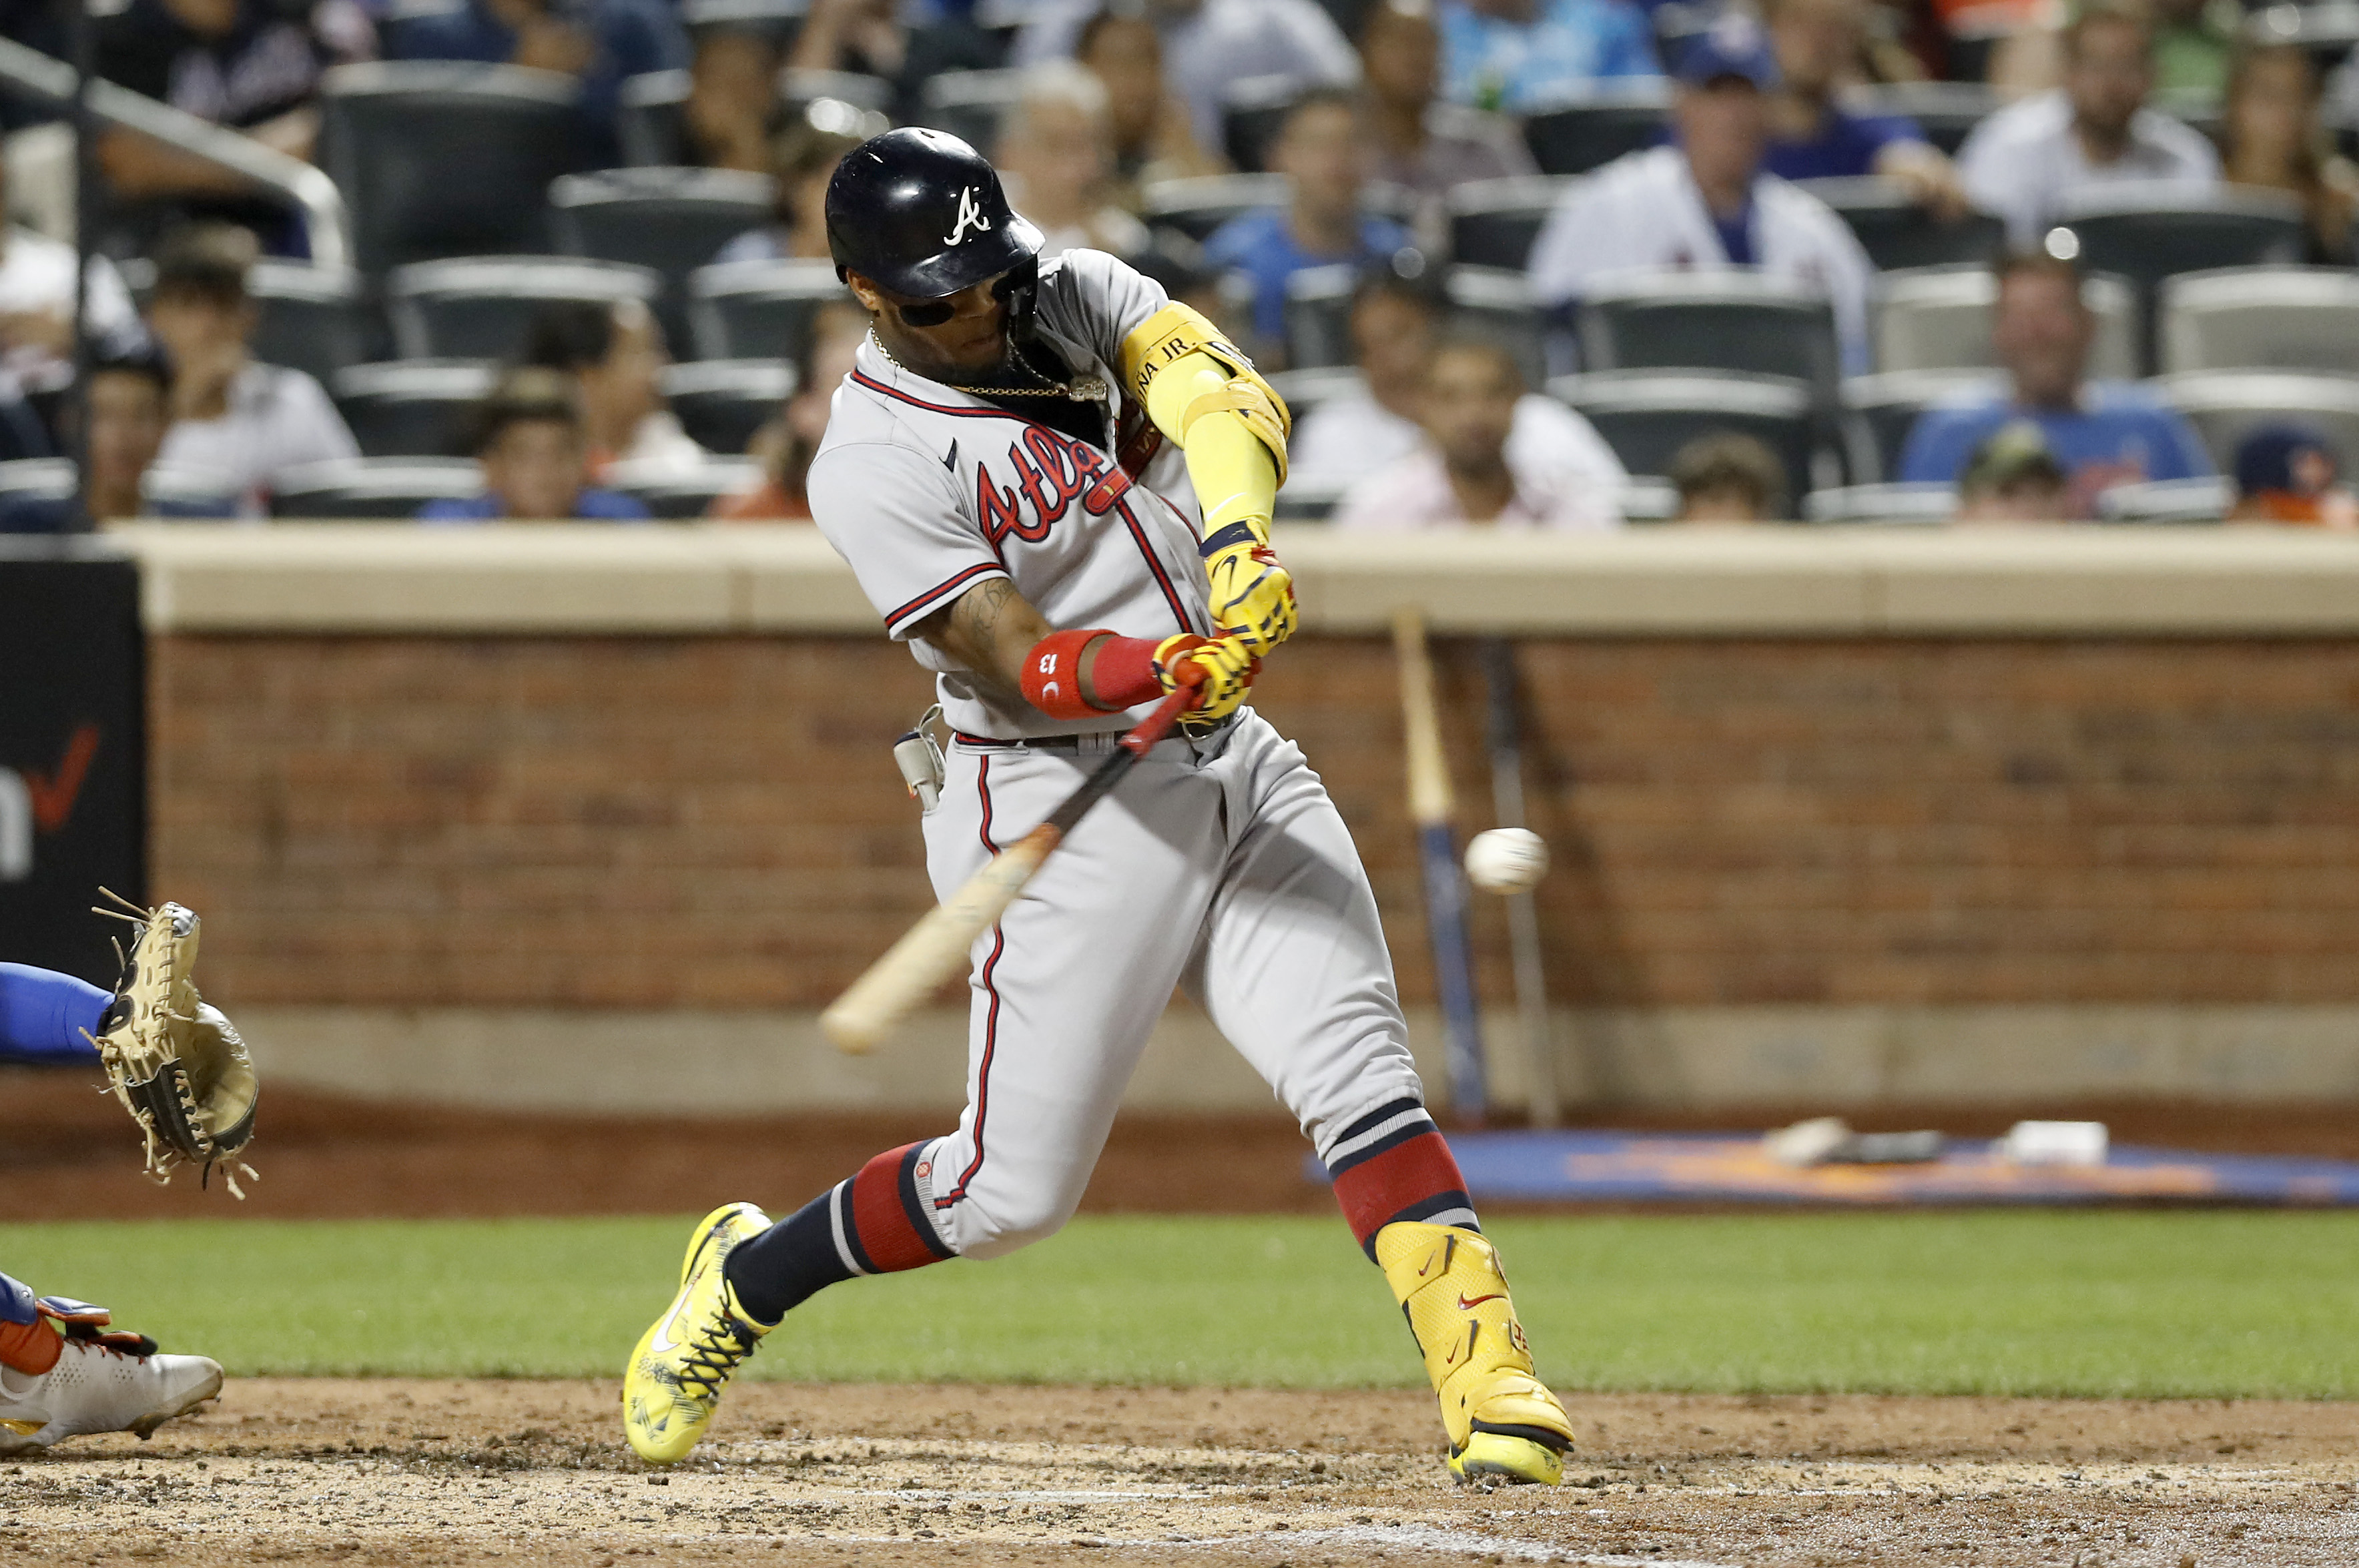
[{"xmin": 956, "ymin": 578, "xmax": 1016, "ymax": 647}]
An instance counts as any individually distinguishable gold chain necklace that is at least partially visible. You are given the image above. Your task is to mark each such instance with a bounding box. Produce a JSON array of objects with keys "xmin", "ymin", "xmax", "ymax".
[{"xmin": 869, "ymin": 329, "xmax": 1108, "ymax": 402}]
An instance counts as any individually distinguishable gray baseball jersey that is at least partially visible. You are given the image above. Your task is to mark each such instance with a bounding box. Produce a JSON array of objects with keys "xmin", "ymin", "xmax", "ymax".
[{"xmin": 809, "ymin": 249, "xmax": 1215, "ymax": 740}]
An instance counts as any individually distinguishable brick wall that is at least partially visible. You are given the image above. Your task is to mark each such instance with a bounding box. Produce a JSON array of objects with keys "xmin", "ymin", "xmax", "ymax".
[{"xmin": 150, "ymin": 635, "xmax": 2359, "ymax": 1009}]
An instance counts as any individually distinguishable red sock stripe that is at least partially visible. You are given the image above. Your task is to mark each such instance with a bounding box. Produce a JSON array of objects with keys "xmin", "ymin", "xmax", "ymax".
[
  {"xmin": 850, "ymin": 1142, "xmax": 954, "ymax": 1273},
  {"xmin": 1331, "ymin": 1130, "xmax": 1470, "ymax": 1248}
]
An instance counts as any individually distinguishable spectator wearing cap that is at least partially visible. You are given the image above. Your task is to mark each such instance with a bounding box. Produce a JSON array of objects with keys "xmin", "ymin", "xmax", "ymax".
[
  {"xmin": 1201, "ymin": 89, "xmax": 1415, "ymax": 355},
  {"xmin": 1668, "ymin": 432, "xmax": 1786, "ymax": 521},
  {"xmin": 1073, "ymin": 3, "xmax": 1223, "ymax": 206},
  {"xmin": 0, "ymin": 155, "xmax": 143, "ymax": 408},
  {"xmin": 995, "ymin": 61, "xmax": 1153, "ymax": 260},
  {"xmin": 1335, "ymin": 336, "xmax": 1623, "ymax": 530},
  {"xmin": 1527, "ymin": 14, "xmax": 1876, "ymax": 374},
  {"xmin": 1292, "ymin": 272, "xmax": 1624, "ymax": 499},
  {"xmin": 715, "ymin": 114, "xmax": 872, "ymax": 265},
  {"xmin": 1015, "ymin": 0, "xmax": 1360, "ymax": 155},
  {"xmin": 787, "ymin": 0, "xmax": 1000, "ymax": 127},
  {"xmin": 2230, "ymin": 423, "xmax": 2359, "ymax": 526},
  {"xmin": 143, "ymin": 223, "xmax": 358, "ymax": 516},
  {"xmin": 1955, "ymin": 0, "xmax": 2217, "ymax": 248},
  {"xmin": 420, "ymin": 368, "xmax": 651, "ymax": 522},
  {"xmin": 1360, "ymin": 0, "xmax": 1538, "ymax": 201},
  {"xmin": 1953, "ymin": 422, "xmax": 2069, "ymax": 522},
  {"xmin": 1434, "ymin": 0, "xmax": 1659, "ymax": 115},
  {"xmin": 1899, "ymin": 248, "xmax": 2212, "ymax": 515},
  {"xmin": 1761, "ymin": 0, "xmax": 1967, "ymax": 217},
  {"xmin": 395, "ymin": 0, "xmax": 689, "ymax": 169}
]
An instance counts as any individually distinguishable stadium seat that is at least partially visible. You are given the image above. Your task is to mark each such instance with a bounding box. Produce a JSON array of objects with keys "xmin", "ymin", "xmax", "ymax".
[
  {"xmin": 1521, "ymin": 81, "xmax": 1670, "ymax": 175},
  {"xmin": 1850, "ymin": 81, "xmax": 1999, "ymax": 155},
  {"xmin": 319, "ymin": 61, "xmax": 590, "ymax": 274},
  {"xmin": 1283, "ymin": 264, "xmax": 1357, "ymax": 370},
  {"xmin": 1267, "ymin": 365, "xmax": 1364, "ymax": 424},
  {"xmin": 2159, "ymin": 268, "xmax": 2359, "ymax": 375},
  {"xmin": 1873, "ymin": 264, "xmax": 2139, "ymax": 380},
  {"xmin": 1140, "ymin": 173, "xmax": 1290, "ymax": 243},
  {"xmin": 1801, "ymin": 481, "xmax": 1958, "ymax": 524},
  {"xmin": 1576, "ymin": 273, "xmax": 1841, "ymax": 392},
  {"xmin": 916, "ymin": 69, "xmax": 1024, "ymax": 155},
  {"xmin": 2049, "ymin": 185, "xmax": 2307, "ymax": 370},
  {"xmin": 270, "ymin": 456, "xmax": 484, "ymax": 518},
  {"xmin": 1840, "ymin": 368, "xmax": 2001, "ymax": 482},
  {"xmin": 332, "ymin": 360, "xmax": 496, "ymax": 458},
  {"xmin": 1446, "ymin": 176, "xmax": 1572, "ymax": 270},
  {"xmin": 1223, "ymin": 74, "xmax": 1305, "ymax": 173},
  {"xmin": 388, "ymin": 257, "xmax": 660, "ymax": 362},
  {"xmin": 2248, "ymin": 0, "xmax": 2359, "ymax": 74},
  {"xmin": 248, "ymin": 263, "xmax": 382, "ymax": 384},
  {"xmin": 1794, "ymin": 176, "xmax": 2007, "ymax": 272},
  {"xmin": 0, "ymin": 457, "xmax": 75, "ymax": 532},
  {"xmin": 780, "ymin": 69, "xmax": 892, "ymax": 115},
  {"xmin": 687, "ymin": 258, "xmax": 854, "ymax": 362},
  {"xmin": 1547, "ymin": 369, "xmax": 1817, "ymax": 510},
  {"xmin": 616, "ymin": 69, "xmax": 689, "ymax": 167},
  {"xmin": 1618, "ymin": 476, "xmax": 1681, "ymax": 522},
  {"xmin": 1274, "ymin": 475, "xmax": 1348, "ymax": 522},
  {"xmin": 613, "ymin": 458, "xmax": 765, "ymax": 518},
  {"xmin": 2096, "ymin": 476, "xmax": 2232, "ymax": 523},
  {"xmin": 550, "ymin": 167, "xmax": 771, "ymax": 350},
  {"xmin": 663, "ymin": 360, "xmax": 795, "ymax": 456},
  {"xmin": 1445, "ymin": 266, "xmax": 1547, "ymax": 390},
  {"xmin": 2155, "ymin": 370, "xmax": 2359, "ymax": 474}
]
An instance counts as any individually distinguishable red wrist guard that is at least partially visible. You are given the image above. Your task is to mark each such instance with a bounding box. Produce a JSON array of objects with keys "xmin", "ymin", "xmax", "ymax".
[{"xmin": 1020, "ymin": 629, "xmax": 1164, "ymax": 720}]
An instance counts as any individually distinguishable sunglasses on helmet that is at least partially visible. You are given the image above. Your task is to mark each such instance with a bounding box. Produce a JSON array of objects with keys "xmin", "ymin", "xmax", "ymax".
[{"xmin": 892, "ymin": 260, "xmax": 1036, "ymax": 328}]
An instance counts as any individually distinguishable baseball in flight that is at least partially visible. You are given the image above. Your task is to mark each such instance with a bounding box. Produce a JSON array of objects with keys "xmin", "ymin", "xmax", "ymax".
[{"xmin": 1465, "ymin": 828, "xmax": 1549, "ymax": 893}]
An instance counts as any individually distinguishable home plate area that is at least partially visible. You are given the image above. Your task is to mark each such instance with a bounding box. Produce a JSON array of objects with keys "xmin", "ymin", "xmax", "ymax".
[{"xmin": 3, "ymin": 1380, "xmax": 2357, "ymax": 1567}]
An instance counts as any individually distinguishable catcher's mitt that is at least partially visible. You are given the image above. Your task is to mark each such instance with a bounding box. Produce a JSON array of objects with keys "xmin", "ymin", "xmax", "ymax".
[{"xmin": 83, "ymin": 891, "xmax": 259, "ymax": 1198}]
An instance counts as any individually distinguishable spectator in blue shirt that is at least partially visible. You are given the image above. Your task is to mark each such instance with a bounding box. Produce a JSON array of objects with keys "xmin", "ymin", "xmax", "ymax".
[
  {"xmin": 420, "ymin": 369, "xmax": 651, "ymax": 522},
  {"xmin": 1202, "ymin": 89, "xmax": 1414, "ymax": 356},
  {"xmin": 1900, "ymin": 250, "xmax": 2213, "ymax": 516},
  {"xmin": 1435, "ymin": 0, "xmax": 1659, "ymax": 115},
  {"xmin": 1760, "ymin": 0, "xmax": 1967, "ymax": 216},
  {"xmin": 392, "ymin": 0, "xmax": 688, "ymax": 168}
]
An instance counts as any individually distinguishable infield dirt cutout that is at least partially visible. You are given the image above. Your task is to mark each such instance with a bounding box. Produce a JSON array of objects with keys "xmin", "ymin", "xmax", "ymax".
[{"xmin": 1, "ymin": 1380, "xmax": 2353, "ymax": 1566}]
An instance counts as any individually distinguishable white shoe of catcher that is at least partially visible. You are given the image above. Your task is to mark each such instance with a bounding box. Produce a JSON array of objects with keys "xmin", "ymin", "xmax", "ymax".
[{"xmin": 0, "ymin": 1337, "xmax": 222, "ymax": 1452}]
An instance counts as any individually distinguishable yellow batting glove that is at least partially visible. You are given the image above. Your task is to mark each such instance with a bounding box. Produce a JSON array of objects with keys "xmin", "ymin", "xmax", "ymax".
[
  {"xmin": 1200, "ymin": 521, "xmax": 1297, "ymax": 657},
  {"xmin": 1152, "ymin": 633, "xmax": 1259, "ymax": 728}
]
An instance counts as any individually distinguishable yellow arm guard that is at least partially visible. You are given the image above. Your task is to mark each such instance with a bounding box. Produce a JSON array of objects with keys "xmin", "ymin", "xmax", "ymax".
[{"xmin": 1120, "ymin": 304, "xmax": 1298, "ymax": 655}]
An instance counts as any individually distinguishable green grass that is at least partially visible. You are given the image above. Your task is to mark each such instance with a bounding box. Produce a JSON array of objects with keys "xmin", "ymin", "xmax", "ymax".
[{"xmin": 2, "ymin": 1212, "xmax": 2354, "ymax": 1399}]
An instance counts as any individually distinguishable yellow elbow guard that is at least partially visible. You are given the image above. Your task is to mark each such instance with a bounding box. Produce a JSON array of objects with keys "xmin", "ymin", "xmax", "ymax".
[{"xmin": 1121, "ymin": 303, "xmax": 1291, "ymax": 488}]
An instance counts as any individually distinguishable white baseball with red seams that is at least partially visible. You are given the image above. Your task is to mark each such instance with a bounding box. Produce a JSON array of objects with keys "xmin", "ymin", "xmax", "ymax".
[{"xmin": 808, "ymin": 249, "xmax": 1438, "ymax": 1258}]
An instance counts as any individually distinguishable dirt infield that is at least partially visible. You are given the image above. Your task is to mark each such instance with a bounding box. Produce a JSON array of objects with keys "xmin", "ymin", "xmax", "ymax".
[
  {"xmin": 12, "ymin": 1070, "xmax": 2359, "ymax": 1219},
  {"xmin": 3, "ymin": 1379, "xmax": 2354, "ymax": 1566}
]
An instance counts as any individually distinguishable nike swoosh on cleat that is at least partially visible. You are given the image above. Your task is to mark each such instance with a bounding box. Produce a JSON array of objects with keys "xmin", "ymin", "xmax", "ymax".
[
  {"xmin": 649, "ymin": 1296, "xmax": 693, "ymax": 1355},
  {"xmin": 1457, "ymin": 1292, "xmax": 1505, "ymax": 1310}
]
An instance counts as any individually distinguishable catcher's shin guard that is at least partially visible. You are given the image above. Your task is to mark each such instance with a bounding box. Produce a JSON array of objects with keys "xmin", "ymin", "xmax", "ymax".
[
  {"xmin": 623, "ymin": 1202, "xmax": 773, "ymax": 1465},
  {"xmin": 1375, "ymin": 1221, "xmax": 1574, "ymax": 1485}
]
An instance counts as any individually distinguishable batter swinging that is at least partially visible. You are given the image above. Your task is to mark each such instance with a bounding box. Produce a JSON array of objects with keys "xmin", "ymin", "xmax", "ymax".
[{"xmin": 622, "ymin": 129, "xmax": 1576, "ymax": 1486}]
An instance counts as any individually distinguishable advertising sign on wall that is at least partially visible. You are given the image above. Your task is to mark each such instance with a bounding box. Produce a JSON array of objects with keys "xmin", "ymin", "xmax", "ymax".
[{"xmin": 0, "ymin": 544, "xmax": 144, "ymax": 985}]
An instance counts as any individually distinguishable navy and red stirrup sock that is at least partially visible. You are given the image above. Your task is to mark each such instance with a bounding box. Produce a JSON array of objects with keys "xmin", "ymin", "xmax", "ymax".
[
  {"xmin": 723, "ymin": 1142, "xmax": 955, "ymax": 1325},
  {"xmin": 1321, "ymin": 1098, "xmax": 1480, "ymax": 1261}
]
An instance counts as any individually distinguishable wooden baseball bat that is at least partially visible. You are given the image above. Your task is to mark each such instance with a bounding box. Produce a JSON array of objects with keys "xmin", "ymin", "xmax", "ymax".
[
  {"xmin": 1479, "ymin": 637, "xmax": 1560, "ymax": 1128},
  {"xmin": 1393, "ymin": 607, "xmax": 1487, "ymax": 1124},
  {"xmin": 822, "ymin": 682, "xmax": 1201, "ymax": 1055}
]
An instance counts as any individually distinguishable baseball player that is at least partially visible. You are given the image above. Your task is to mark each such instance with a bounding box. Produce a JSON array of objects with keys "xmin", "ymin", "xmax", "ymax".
[
  {"xmin": 623, "ymin": 129, "xmax": 1575, "ymax": 1487},
  {"xmin": 0, "ymin": 914, "xmax": 236, "ymax": 1452}
]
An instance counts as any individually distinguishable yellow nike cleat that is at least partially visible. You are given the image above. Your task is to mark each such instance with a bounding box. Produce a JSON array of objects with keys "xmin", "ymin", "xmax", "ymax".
[
  {"xmin": 623, "ymin": 1201, "xmax": 774, "ymax": 1464},
  {"xmin": 1375, "ymin": 1221, "xmax": 1576, "ymax": 1485}
]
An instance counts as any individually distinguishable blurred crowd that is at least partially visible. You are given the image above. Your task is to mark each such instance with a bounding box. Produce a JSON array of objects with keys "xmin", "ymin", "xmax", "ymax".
[{"xmin": 0, "ymin": 0, "xmax": 2353, "ymax": 526}]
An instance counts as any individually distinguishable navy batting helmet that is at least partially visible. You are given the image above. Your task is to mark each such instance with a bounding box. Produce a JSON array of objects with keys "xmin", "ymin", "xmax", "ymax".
[{"xmin": 826, "ymin": 128, "xmax": 1042, "ymax": 300}]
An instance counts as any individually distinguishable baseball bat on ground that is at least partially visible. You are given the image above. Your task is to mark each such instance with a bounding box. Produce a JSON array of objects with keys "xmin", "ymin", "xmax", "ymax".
[
  {"xmin": 822, "ymin": 681, "xmax": 1202, "ymax": 1056},
  {"xmin": 1479, "ymin": 638, "xmax": 1561, "ymax": 1128},
  {"xmin": 1393, "ymin": 606, "xmax": 1487, "ymax": 1125}
]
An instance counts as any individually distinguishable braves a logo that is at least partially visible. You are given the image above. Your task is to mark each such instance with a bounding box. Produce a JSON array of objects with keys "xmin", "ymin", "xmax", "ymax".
[{"xmin": 944, "ymin": 187, "xmax": 992, "ymax": 246}]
